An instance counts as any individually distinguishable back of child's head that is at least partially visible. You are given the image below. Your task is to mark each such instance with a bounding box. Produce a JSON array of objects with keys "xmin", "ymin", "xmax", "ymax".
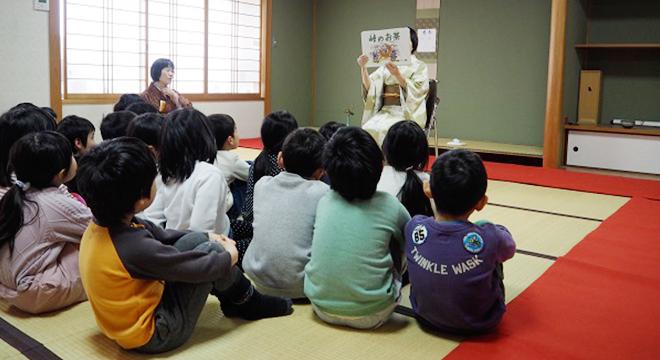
[
  {"xmin": 207, "ymin": 113, "xmax": 235, "ymax": 150},
  {"xmin": 126, "ymin": 113, "xmax": 164, "ymax": 149},
  {"xmin": 0, "ymin": 103, "xmax": 57, "ymax": 187},
  {"xmin": 0, "ymin": 131, "xmax": 73, "ymax": 251},
  {"xmin": 253, "ymin": 110, "xmax": 298, "ymax": 183},
  {"xmin": 382, "ymin": 121, "xmax": 432, "ymax": 216},
  {"xmin": 56, "ymin": 115, "xmax": 96, "ymax": 155},
  {"xmin": 41, "ymin": 107, "xmax": 58, "ymax": 122},
  {"xmin": 159, "ymin": 108, "xmax": 217, "ymax": 184},
  {"xmin": 77, "ymin": 137, "xmax": 157, "ymax": 228},
  {"xmin": 113, "ymin": 94, "xmax": 143, "ymax": 112},
  {"xmin": 125, "ymin": 101, "xmax": 158, "ymax": 115},
  {"xmin": 430, "ymin": 149, "xmax": 487, "ymax": 216},
  {"xmin": 281, "ymin": 128, "xmax": 326, "ymax": 178},
  {"xmin": 100, "ymin": 111, "xmax": 137, "ymax": 140},
  {"xmin": 323, "ymin": 126, "xmax": 383, "ymax": 201},
  {"xmin": 319, "ymin": 121, "xmax": 346, "ymax": 141}
]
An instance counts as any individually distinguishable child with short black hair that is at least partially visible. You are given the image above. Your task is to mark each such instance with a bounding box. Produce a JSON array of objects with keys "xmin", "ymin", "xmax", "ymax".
[
  {"xmin": 208, "ymin": 114, "xmax": 250, "ymax": 218},
  {"xmin": 125, "ymin": 101, "xmax": 158, "ymax": 115},
  {"xmin": 142, "ymin": 108, "xmax": 230, "ymax": 235},
  {"xmin": 114, "ymin": 94, "xmax": 143, "ymax": 112},
  {"xmin": 304, "ymin": 127, "xmax": 410, "ymax": 329},
  {"xmin": 243, "ymin": 128, "xmax": 329, "ymax": 298},
  {"xmin": 405, "ymin": 149, "xmax": 516, "ymax": 335},
  {"xmin": 0, "ymin": 131, "xmax": 91, "ymax": 314},
  {"xmin": 77, "ymin": 137, "xmax": 292, "ymax": 353},
  {"xmin": 378, "ymin": 120, "xmax": 433, "ymax": 217},
  {"xmin": 230, "ymin": 110, "xmax": 298, "ymax": 255},
  {"xmin": 0, "ymin": 103, "xmax": 57, "ymax": 196},
  {"xmin": 56, "ymin": 115, "xmax": 96, "ymax": 156},
  {"xmin": 100, "ymin": 111, "xmax": 137, "ymax": 140},
  {"xmin": 318, "ymin": 121, "xmax": 346, "ymax": 141},
  {"xmin": 126, "ymin": 113, "xmax": 165, "ymax": 158}
]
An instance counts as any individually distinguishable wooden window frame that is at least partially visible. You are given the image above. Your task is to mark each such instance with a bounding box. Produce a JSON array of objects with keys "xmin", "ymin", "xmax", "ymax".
[{"xmin": 49, "ymin": 0, "xmax": 271, "ymax": 112}]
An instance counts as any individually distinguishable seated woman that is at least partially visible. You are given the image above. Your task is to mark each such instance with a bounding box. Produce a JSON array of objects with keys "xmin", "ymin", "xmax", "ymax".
[
  {"xmin": 141, "ymin": 58, "xmax": 192, "ymax": 114},
  {"xmin": 359, "ymin": 27, "xmax": 429, "ymax": 145}
]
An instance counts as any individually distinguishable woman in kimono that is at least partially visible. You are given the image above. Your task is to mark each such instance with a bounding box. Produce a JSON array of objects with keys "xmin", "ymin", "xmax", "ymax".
[
  {"xmin": 141, "ymin": 58, "xmax": 192, "ymax": 114},
  {"xmin": 359, "ymin": 27, "xmax": 429, "ymax": 145}
]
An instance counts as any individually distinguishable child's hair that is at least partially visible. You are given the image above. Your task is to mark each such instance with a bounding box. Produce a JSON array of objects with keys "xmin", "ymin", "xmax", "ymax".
[
  {"xmin": 382, "ymin": 121, "xmax": 433, "ymax": 216},
  {"xmin": 113, "ymin": 94, "xmax": 143, "ymax": 112},
  {"xmin": 41, "ymin": 107, "xmax": 58, "ymax": 122},
  {"xmin": 281, "ymin": 128, "xmax": 326, "ymax": 178},
  {"xmin": 126, "ymin": 113, "xmax": 164, "ymax": 149},
  {"xmin": 430, "ymin": 149, "xmax": 487, "ymax": 216},
  {"xmin": 253, "ymin": 110, "xmax": 298, "ymax": 183},
  {"xmin": 159, "ymin": 108, "xmax": 217, "ymax": 184},
  {"xmin": 125, "ymin": 102, "xmax": 158, "ymax": 115},
  {"xmin": 0, "ymin": 103, "xmax": 57, "ymax": 187},
  {"xmin": 77, "ymin": 138, "xmax": 157, "ymax": 227},
  {"xmin": 323, "ymin": 126, "xmax": 383, "ymax": 201},
  {"xmin": 100, "ymin": 111, "xmax": 137, "ymax": 140},
  {"xmin": 56, "ymin": 115, "xmax": 95, "ymax": 154},
  {"xmin": 0, "ymin": 131, "xmax": 73, "ymax": 251},
  {"xmin": 319, "ymin": 121, "xmax": 347, "ymax": 141},
  {"xmin": 207, "ymin": 114, "xmax": 235, "ymax": 150}
]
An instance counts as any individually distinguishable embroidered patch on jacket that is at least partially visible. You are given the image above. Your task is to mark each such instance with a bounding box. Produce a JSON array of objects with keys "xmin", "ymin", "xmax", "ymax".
[
  {"xmin": 463, "ymin": 232, "xmax": 484, "ymax": 254},
  {"xmin": 412, "ymin": 224, "xmax": 428, "ymax": 245}
]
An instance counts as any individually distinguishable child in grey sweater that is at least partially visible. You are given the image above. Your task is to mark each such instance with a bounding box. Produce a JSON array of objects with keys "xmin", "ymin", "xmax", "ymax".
[{"xmin": 242, "ymin": 129, "xmax": 329, "ymax": 299}]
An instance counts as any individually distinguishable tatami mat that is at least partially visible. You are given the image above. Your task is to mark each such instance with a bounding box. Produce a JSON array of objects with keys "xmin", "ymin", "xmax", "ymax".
[
  {"xmin": 235, "ymin": 147, "xmax": 260, "ymax": 162},
  {"xmin": 0, "ymin": 341, "xmax": 26, "ymax": 360},
  {"xmin": 0, "ymin": 253, "xmax": 550, "ymax": 360},
  {"xmin": 471, "ymin": 206, "xmax": 600, "ymax": 257},
  {"xmin": 486, "ymin": 180, "xmax": 628, "ymax": 220}
]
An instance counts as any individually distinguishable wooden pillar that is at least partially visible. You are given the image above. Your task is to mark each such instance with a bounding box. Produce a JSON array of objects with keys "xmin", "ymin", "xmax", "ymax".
[
  {"xmin": 543, "ymin": 0, "xmax": 568, "ymax": 168},
  {"xmin": 262, "ymin": 0, "xmax": 272, "ymax": 116},
  {"xmin": 49, "ymin": 0, "xmax": 63, "ymax": 120}
]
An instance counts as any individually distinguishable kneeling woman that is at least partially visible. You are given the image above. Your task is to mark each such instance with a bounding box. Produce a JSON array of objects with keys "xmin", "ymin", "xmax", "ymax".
[
  {"xmin": 141, "ymin": 58, "xmax": 192, "ymax": 114},
  {"xmin": 359, "ymin": 27, "xmax": 429, "ymax": 144}
]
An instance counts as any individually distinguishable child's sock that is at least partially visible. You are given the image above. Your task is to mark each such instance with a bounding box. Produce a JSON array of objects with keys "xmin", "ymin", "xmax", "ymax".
[{"xmin": 215, "ymin": 275, "xmax": 293, "ymax": 320}]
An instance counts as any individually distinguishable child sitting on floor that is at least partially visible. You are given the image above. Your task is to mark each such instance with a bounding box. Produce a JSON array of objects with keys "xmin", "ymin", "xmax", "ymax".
[
  {"xmin": 208, "ymin": 113, "xmax": 250, "ymax": 219},
  {"xmin": 0, "ymin": 131, "xmax": 91, "ymax": 314},
  {"xmin": 243, "ymin": 128, "xmax": 329, "ymax": 299},
  {"xmin": 77, "ymin": 137, "xmax": 292, "ymax": 353},
  {"xmin": 377, "ymin": 120, "xmax": 433, "ymax": 217},
  {"xmin": 405, "ymin": 149, "xmax": 516, "ymax": 334},
  {"xmin": 230, "ymin": 110, "xmax": 298, "ymax": 260},
  {"xmin": 100, "ymin": 111, "xmax": 137, "ymax": 140},
  {"xmin": 56, "ymin": 115, "xmax": 97, "ymax": 199},
  {"xmin": 142, "ymin": 108, "xmax": 230, "ymax": 235},
  {"xmin": 304, "ymin": 127, "xmax": 410, "ymax": 329},
  {"xmin": 126, "ymin": 112, "xmax": 165, "ymax": 159}
]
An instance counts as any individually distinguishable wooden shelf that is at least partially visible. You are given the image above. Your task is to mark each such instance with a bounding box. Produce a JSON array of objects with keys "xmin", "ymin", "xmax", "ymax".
[
  {"xmin": 575, "ymin": 43, "xmax": 660, "ymax": 50},
  {"xmin": 565, "ymin": 124, "xmax": 660, "ymax": 136}
]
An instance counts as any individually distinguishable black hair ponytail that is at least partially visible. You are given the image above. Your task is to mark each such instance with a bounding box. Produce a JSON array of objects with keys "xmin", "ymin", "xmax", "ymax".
[
  {"xmin": 252, "ymin": 110, "xmax": 298, "ymax": 183},
  {"xmin": 383, "ymin": 120, "xmax": 432, "ymax": 216},
  {"xmin": 0, "ymin": 131, "xmax": 72, "ymax": 252}
]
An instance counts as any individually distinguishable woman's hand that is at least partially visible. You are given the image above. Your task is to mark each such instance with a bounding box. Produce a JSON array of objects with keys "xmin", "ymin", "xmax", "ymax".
[
  {"xmin": 357, "ymin": 54, "xmax": 369, "ymax": 68},
  {"xmin": 385, "ymin": 62, "xmax": 407, "ymax": 90}
]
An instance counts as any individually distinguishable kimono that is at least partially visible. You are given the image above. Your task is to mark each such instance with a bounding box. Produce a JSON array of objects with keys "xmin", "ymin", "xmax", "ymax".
[
  {"xmin": 140, "ymin": 83, "xmax": 192, "ymax": 114},
  {"xmin": 362, "ymin": 55, "xmax": 429, "ymax": 144}
]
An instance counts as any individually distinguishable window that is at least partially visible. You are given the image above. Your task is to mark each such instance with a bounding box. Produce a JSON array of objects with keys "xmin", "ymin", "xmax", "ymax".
[{"xmin": 59, "ymin": 0, "xmax": 266, "ymax": 100}]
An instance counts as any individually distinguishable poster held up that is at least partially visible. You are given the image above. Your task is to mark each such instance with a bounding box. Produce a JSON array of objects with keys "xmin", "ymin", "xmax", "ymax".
[{"xmin": 360, "ymin": 28, "xmax": 411, "ymax": 68}]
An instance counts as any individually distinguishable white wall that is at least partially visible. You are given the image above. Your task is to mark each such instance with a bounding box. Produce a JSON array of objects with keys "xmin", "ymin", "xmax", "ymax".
[
  {"xmin": 0, "ymin": 1, "xmax": 50, "ymax": 112},
  {"xmin": 1, "ymin": 2, "xmax": 264, "ymax": 138}
]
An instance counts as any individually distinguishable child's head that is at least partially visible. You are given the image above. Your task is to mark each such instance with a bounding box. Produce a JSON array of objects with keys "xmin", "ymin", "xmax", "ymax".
[
  {"xmin": 100, "ymin": 111, "xmax": 137, "ymax": 140},
  {"xmin": 0, "ymin": 103, "xmax": 57, "ymax": 187},
  {"xmin": 56, "ymin": 115, "xmax": 96, "ymax": 156},
  {"xmin": 159, "ymin": 108, "xmax": 217, "ymax": 184},
  {"xmin": 382, "ymin": 120, "xmax": 432, "ymax": 216},
  {"xmin": 279, "ymin": 128, "xmax": 326, "ymax": 179},
  {"xmin": 319, "ymin": 121, "xmax": 347, "ymax": 141},
  {"xmin": 253, "ymin": 110, "xmax": 299, "ymax": 183},
  {"xmin": 126, "ymin": 113, "xmax": 164, "ymax": 154},
  {"xmin": 0, "ymin": 131, "xmax": 75, "ymax": 250},
  {"xmin": 323, "ymin": 126, "xmax": 383, "ymax": 201},
  {"xmin": 41, "ymin": 107, "xmax": 58, "ymax": 122},
  {"xmin": 77, "ymin": 138, "xmax": 157, "ymax": 227},
  {"xmin": 113, "ymin": 94, "xmax": 143, "ymax": 112},
  {"xmin": 430, "ymin": 149, "xmax": 488, "ymax": 217},
  {"xmin": 125, "ymin": 102, "xmax": 158, "ymax": 115},
  {"xmin": 208, "ymin": 114, "xmax": 238, "ymax": 150}
]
